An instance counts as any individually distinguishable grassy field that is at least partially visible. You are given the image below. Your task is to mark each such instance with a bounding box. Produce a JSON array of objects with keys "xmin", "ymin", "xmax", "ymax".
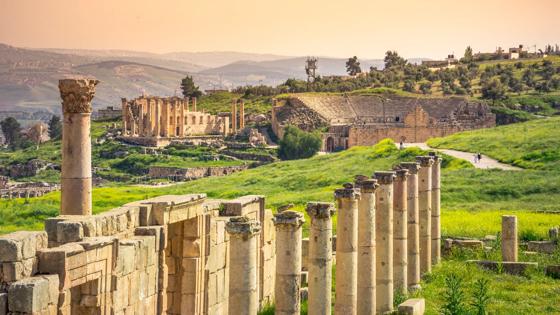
[{"xmin": 428, "ymin": 116, "xmax": 560, "ymax": 169}]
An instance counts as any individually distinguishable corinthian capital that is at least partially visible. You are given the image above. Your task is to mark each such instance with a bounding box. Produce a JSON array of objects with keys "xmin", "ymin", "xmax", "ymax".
[{"xmin": 59, "ymin": 78, "xmax": 99, "ymax": 113}]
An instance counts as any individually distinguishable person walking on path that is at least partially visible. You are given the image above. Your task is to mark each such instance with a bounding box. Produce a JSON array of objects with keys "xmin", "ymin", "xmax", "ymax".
[{"xmin": 477, "ymin": 152, "xmax": 482, "ymax": 163}]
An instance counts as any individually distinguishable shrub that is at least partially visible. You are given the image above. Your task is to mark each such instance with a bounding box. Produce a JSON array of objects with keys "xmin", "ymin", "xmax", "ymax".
[
  {"xmin": 278, "ymin": 126, "xmax": 321, "ymax": 160},
  {"xmin": 441, "ymin": 273, "xmax": 467, "ymax": 315},
  {"xmin": 470, "ymin": 278, "xmax": 491, "ymax": 315}
]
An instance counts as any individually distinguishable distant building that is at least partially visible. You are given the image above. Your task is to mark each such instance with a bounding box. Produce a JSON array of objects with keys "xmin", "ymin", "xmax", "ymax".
[
  {"xmin": 507, "ymin": 45, "xmax": 526, "ymax": 59},
  {"xmin": 94, "ymin": 106, "xmax": 122, "ymax": 121},
  {"xmin": 422, "ymin": 54, "xmax": 458, "ymax": 71}
]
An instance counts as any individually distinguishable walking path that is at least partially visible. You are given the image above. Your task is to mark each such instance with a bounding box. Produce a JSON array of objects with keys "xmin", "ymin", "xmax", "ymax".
[{"xmin": 400, "ymin": 143, "xmax": 522, "ymax": 171}]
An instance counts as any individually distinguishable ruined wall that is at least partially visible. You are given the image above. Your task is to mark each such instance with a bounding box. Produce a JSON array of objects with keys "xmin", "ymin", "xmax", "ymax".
[
  {"xmin": 0, "ymin": 194, "xmax": 275, "ymax": 315},
  {"xmin": 148, "ymin": 165, "xmax": 249, "ymax": 180}
]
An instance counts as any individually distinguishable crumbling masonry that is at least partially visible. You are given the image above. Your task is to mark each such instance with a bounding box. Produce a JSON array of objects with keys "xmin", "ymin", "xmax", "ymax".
[{"xmin": 0, "ymin": 79, "xmax": 454, "ymax": 315}]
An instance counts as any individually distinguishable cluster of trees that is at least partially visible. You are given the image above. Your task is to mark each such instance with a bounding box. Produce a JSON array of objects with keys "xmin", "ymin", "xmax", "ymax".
[
  {"xmin": 278, "ymin": 125, "xmax": 321, "ymax": 160},
  {"xmin": 0, "ymin": 115, "xmax": 62, "ymax": 150},
  {"xmin": 180, "ymin": 76, "xmax": 202, "ymax": 98}
]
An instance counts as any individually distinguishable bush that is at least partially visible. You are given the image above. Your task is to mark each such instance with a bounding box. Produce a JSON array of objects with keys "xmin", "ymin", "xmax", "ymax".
[{"xmin": 278, "ymin": 126, "xmax": 321, "ymax": 160}]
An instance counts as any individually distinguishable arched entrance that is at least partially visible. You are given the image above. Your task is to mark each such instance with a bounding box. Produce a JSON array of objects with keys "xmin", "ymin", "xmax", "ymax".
[{"xmin": 326, "ymin": 137, "xmax": 335, "ymax": 152}]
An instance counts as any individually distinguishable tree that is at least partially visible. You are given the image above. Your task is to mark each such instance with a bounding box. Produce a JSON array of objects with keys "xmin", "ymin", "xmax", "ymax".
[
  {"xmin": 420, "ymin": 82, "xmax": 432, "ymax": 94},
  {"xmin": 180, "ymin": 76, "xmax": 202, "ymax": 99},
  {"xmin": 522, "ymin": 69, "xmax": 536, "ymax": 88},
  {"xmin": 48, "ymin": 115, "xmax": 62, "ymax": 140},
  {"xmin": 345, "ymin": 56, "xmax": 362, "ymax": 76},
  {"xmin": 508, "ymin": 77, "xmax": 523, "ymax": 93},
  {"xmin": 463, "ymin": 46, "xmax": 474, "ymax": 63},
  {"xmin": 481, "ymin": 78, "xmax": 507, "ymax": 103},
  {"xmin": 384, "ymin": 51, "xmax": 407, "ymax": 69},
  {"xmin": 278, "ymin": 126, "xmax": 321, "ymax": 160},
  {"xmin": 403, "ymin": 80, "xmax": 416, "ymax": 92},
  {"xmin": 0, "ymin": 117, "xmax": 22, "ymax": 150}
]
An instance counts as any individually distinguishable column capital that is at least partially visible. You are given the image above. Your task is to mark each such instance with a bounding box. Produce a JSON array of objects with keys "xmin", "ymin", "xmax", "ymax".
[
  {"xmin": 59, "ymin": 79, "xmax": 99, "ymax": 113},
  {"xmin": 374, "ymin": 171, "xmax": 396, "ymax": 185},
  {"xmin": 273, "ymin": 210, "xmax": 305, "ymax": 228},
  {"xmin": 334, "ymin": 183, "xmax": 360, "ymax": 199},
  {"xmin": 354, "ymin": 175, "xmax": 379, "ymax": 193},
  {"xmin": 416, "ymin": 156, "xmax": 434, "ymax": 167},
  {"xmin": 428, "ymin": 152, "xmax": 441, "ymax": 164},
  {"xmin": 306, "ymin": 202, "xmax": 335, "ymax": 219},
  {"xmin": 394, "ymin": 168, "xmax": 409, "ymax": 179},
  {"xmin": 226, "ymin": 216, "xmax": 261, "ymax": 238},
  {"xmin": 398, "ymin": 162, "xmax": 421, "ymax": 174}
]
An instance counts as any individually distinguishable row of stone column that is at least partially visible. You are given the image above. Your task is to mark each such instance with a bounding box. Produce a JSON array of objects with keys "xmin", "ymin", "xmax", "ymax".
[{"xmin": 221, "ymin": 154, "xmax": 440, "ymax": 315}]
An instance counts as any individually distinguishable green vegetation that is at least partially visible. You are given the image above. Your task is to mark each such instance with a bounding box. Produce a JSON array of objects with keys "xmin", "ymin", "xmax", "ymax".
[
  {"xmin": 278, "ymin": 126, "xmax": 322, "ymax": 160},
  {"xmin": 180, "ymin": 75, "xmax": 202, "ymax": 98},
  {"xmin": 428, "ymin": 117, "xmax": 560, "ymax": 169},
  {"xmin": 196, "ymin": 91, "xmax": 272, "ymax": 115}
]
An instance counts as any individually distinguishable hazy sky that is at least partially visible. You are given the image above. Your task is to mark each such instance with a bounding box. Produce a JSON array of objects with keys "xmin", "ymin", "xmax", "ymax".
[{"xmin": 1, "ymin": 0, "xmax": 558, "ymax": 59}]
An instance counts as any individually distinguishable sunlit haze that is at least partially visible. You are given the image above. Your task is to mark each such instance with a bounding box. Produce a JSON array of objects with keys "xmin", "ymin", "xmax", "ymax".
[{"xmin": 1, "ymin": 0, "xmax": 559, "ymax": 58}]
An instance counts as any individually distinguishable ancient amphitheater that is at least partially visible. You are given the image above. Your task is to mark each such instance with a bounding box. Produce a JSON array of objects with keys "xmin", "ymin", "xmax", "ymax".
[
  {"xmin": 271, "ymin": 94, "xmax": 496, "ymax": 151},
  {"xmin": 0, "ymin": 80, "xmax": 525, "ymax": 315}
]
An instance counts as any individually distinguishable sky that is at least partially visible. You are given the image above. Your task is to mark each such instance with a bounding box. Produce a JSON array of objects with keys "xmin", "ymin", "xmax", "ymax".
[{"xmin": 0, "ymin": 0, "xmax": 559, "ymax": 59}]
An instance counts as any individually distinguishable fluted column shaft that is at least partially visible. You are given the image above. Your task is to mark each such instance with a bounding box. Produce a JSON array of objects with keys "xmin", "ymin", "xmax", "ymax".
[
  {"xmin": 273, "ymin": 211, "xmax": 305, "ymax": 315},
  {"xmin": 306, "ymin": 202, "xmax": 335, "ymax": 315},
  {"xmin": 430, "ymin": 153, "xmax": 441, "ymax": 265},
  {"xmin": 226, "ymin": 217, "xmax": 261, "ymax": 315},
  {"xmin": 393, "ymin": 169, "xmax": 408, "ymax": 295},
  {"xmin": 417, "ymin": 156, "xmax": 434, "ymax": 275},
  {"xmin": 374, "ymin": 171, "xmax": 396, "ymax": 314},
  {"xmin": 355, "ymin": 176, "xmax": 378, "ymax": 315},
  {"xmin": 399, "ymin": 162, "xmax": 421, "ymax": 290},
  {"xmin": 334, "ymin": 183, "xmax": 360, "ymax": 315}
]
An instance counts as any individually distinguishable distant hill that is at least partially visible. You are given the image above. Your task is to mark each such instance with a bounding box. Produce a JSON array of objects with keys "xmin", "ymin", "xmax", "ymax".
[{"xmin": 0, "ymin": 43, "xmax": 427, "ymax": 112}]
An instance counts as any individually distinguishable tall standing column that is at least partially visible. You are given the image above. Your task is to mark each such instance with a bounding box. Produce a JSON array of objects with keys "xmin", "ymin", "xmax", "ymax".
[
  {"xmin": 138, "ymin": 102, "xmax": 144, "ymax": 137},
  {"xmin": 59, "ymin": 78, "xmax": 98, "ymax": 216},
  {"xmin": 399, "ymin": 162, "xmax": 421, "ymax": 290},
  {"xmin": 334, "ymin": 183, "xmax": 360, "ymax": 315},
  {"xmin": 429, "ymin": 152, "xmax": 441, "ymax": 265},
  {"xmin": 121, "ymin": 98, "xmax": 127, "ymax": 135},
  {"xmin": 192, "ymin": 97, "xmax": 197, "ymax": 112},
  {"xmin": 374, "ymin": 171, "xmax": 396, "ymax": 314},
  {"xmin": 273, "ymin": 211, "xmax": 305, "ymax": 315},
  {"xmin": 155, "ymin": 99, "xmax": 160, "ymax": 137},
  {"xmin": 355, "ymin": 175, "xmax": 378, "ymax": 315},
  {"xmin": 226, "ymin": 216, "xmax": 261, "ymax": 315},
  {"xmin": 180, "ymin": 99, "xmax": 185, "ymax": 137},
  {"xmin": 231, "ymin": 100, "xmax": 237, "ymax": 134},
  {"xmin": 393, "ymin": 168, "xmax": 408, "ymax": 295},
  {"xmin": 163, "ymin": 100, "xmax": 170, "ymax": 137},
  {"xmin": 306, "ymin": 202, "xmax": 335, "ymax": 315},
  {"xmin": 502, "ymin": 215, "xmax": 518, "ymax": 262},
  {"xmin": 416, "ymin": 156, "xmax": 434, "ymax": 275},
  {"xmin": 239, "ymin": 100, "xmax": 245, "ymax": 129}
]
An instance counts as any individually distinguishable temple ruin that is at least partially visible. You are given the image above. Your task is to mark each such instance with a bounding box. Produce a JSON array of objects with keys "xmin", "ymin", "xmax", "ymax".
[
  {"xmin": 271, "ymin": 94, "xmax": 496, "ymax": 152},
  {"xmin": 0, "ymin": 78, "xmax": 462, "ymax": 315},
  {"xmin": 121, "ymin": 96, "xmax": 245, "ymax": 147}
]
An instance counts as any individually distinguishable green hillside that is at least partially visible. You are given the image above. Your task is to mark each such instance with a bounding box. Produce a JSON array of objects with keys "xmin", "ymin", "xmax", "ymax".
[{"xmin": 428, "ymin": 116, "xmax": 560, "ymax": 169}]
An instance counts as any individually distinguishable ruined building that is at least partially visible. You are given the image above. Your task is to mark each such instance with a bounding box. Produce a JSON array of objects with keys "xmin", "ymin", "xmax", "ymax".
[
  {"xmin": 272, "ymin": 94, "xmax": 496, "ymax": 152},
  {"xmin": 121, "ymin": 96, "xmax": 245, "ymax": 147}
]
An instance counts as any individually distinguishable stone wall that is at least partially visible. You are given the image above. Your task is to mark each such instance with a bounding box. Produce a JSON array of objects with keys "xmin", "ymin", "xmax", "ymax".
[
  {"xmin": 0, "ymin": 194, "xmax": 276, "ymax": 315},
  {"xmin": 148, "ymin": 165, "xmax": 249, "ymax": 181}
]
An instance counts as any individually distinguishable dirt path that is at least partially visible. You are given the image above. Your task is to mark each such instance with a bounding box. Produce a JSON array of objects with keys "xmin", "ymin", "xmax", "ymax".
[{"xmin": 401, "ymin": 143, "xmax": 522, "ymax": 171}]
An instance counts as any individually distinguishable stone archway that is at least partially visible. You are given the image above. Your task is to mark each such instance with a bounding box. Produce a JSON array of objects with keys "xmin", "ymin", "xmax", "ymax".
[{"xmin": 326, "ymin": 137, "xmax": 335, "ymax": 152}]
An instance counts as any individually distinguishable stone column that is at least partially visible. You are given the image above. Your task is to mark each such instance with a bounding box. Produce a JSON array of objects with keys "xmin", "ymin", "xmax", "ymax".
[
  {"xmin": 416, "ymin": 156, "xmax": 434, "ymax": 275},
  {"xmin": 273, "ymin": 211, "xmax": 305, "ymax": 315},
  {"xmin": 399, "ymin": 162, "xmax": 421, "ymax": 290},
  {"xmin": 239, "ymin": 100, "xmax": 245, "ymax": 129},
  {"xmin": 192, "ymin": 97, "xmax": 197, "ymax": 112},
  {"xmin": 231, "ymin": 100, "xmax": 237, "ymax": 134},
  {"xmin": 306, "ymin": 202, "xmax": 335, "ymax": 315},
  {"xmin": 121, "ymin": 98, "xmax": 127, "ymax": 134},
  {"xmin": 180, "ymin": 99, "xmax": 185, "ymax": 137},
  {"xmin": 354, "ymin": 175, "xmax": 378, "ymax": 315},
  {"xmin": 59, "ymin": 78, "xmax": 98, "ymax": 216},
  {"xmin": 163, "ymin": 100, "xmax": 169, "ymax": 137},
  {"xmin": 138, "ymin": 102, "xmax": 144, "ymax": 137},
  {"xmin": 393, "ymin": 168, "xmax": 408, "ymax": 295},
  {"xmin": 155, "ymin": 99, "xmax": 160, "ymax": 137},
  {"xmin": 226, "ymin": 216, "xmax": 261, "ymax": 315},
  {"xmin": 374, "ymin": 171, "xmax": 396, "ymax": 314},
  {"xmin": 334, "ymin": 183, "xmax": 360, "ymax": 315},
  {"xmin": 429, "ymin": 153, "xmax": 441, "ymax": 265},
  {"xmin": 502, "ymin": 215, "xmax": 518, "ymax": 262}
]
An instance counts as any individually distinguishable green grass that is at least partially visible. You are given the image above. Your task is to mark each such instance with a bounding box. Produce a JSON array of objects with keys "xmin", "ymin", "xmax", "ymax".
[
  {"xmin": 197, "ymin": 91, "xmax": 272, "ymax": 115},
  {"xmin": 428, "ymin": 117, "xmax": 560, "ymax": 169}
]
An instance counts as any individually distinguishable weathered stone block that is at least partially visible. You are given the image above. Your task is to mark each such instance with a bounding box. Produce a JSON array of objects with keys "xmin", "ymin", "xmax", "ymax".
[
  {"xmin": 0, "ymin": 293, "xmax": 6, "ymax": 315},
  {"xmin": 545, "ymin": 265, "xmax": 560, "ymax": 279},
  {"xmin": 8, "ymin": 276, "xmax": 50, "ymax": 313},
  {"xmin": 0, "ymin": 231, "xmax": 43, "ymax": 262},
  {"xmin": 57, "ymin": 221, "xmax": 84, "ymax": 244},
  {"xmin": 398, "ymin": 298, "xmax": 425, "ymax": 315},
  {"xmin": 41, "ymin": 275, "xmax": 60, "ymax": 305},
  {"xmin": 468, "ymin": 260, "xmax": 538, "ymax": 275},
  {"xmin": 527, "ymin": 241, "xmax": 558, "ymax": 254}
]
